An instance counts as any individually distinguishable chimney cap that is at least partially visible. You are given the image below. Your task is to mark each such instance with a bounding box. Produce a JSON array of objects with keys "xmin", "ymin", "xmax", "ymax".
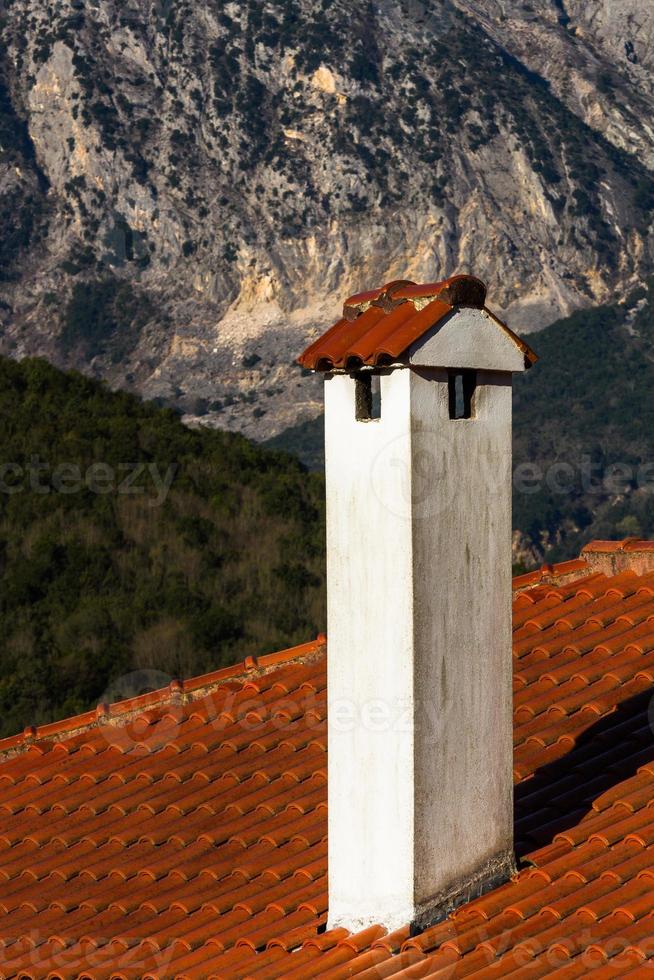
[{"xmin": 298, "ymin": 273, "xmax": 537, "ymax": 373}]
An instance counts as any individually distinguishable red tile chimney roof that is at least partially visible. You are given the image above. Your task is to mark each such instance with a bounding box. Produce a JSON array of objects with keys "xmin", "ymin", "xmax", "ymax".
[{"xmin": 298, "ymin": 273, "xmax": 538, "ymax": 372}]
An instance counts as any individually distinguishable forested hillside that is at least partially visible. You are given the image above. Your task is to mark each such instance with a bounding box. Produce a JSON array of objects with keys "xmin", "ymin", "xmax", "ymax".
[
  {"xmin": 4, "ymin": 275, "xmax": 654, "ymax": 736},
  {"xmin": 512, "ymin": 281, "xmax": 654, "ymax": 563},
  {"xmin": 268, "ymin": 280, "xmax": 654, "ymax": 565},
  {"xmin": 0, "ymin": 357, "xmax": 325, "ymax": 737}
]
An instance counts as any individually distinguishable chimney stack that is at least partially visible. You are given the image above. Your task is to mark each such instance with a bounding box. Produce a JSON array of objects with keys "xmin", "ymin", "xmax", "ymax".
[{"xmin": 299, "ymin": 275, "xmax": 537, "ymax": 932}]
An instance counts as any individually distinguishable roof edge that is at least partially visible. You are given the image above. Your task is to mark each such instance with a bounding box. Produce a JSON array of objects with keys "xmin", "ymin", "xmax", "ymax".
[
  {"xmin": 581, "ymin": 538, "xmax": 654, "ymax": 576},
  {"xmin": 6, "ymin": 539, "xmax": 654, "ymax": 757},
  {"xmin": 342, "ymin": 274, "xmax": 487, "ymax": 320},
  {"xmin": 483, "ymin": 308, "xmax": 538, "ymax": 368},
  {"xmin": 512, "ymin": 557, "xmax": 591, "ymax": 594},
  {"xmin": 0, "ymin": 635, "xmax": 327, "ymax": 760},
  {"xmin": 514, "ymin": 537, "xmax": 654, "ymax": 596}
]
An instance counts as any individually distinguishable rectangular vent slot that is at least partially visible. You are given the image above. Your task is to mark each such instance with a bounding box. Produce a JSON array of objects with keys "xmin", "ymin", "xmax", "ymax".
[
  {"xmin": 448, "ymin": 369, "xmax": 476, "ymax": 420},
  {"xmin": 355, "ymin": 374, "xmax": 381, "ymax": 421}
]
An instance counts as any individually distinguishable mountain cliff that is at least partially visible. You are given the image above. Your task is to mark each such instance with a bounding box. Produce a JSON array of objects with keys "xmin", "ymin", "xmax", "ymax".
[{"xmin": 2, "ymin": 0, "xmax": 654, "ymax": 438}]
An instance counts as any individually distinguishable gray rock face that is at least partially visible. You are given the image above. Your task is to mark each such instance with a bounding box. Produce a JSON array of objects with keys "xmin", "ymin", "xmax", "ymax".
[
  {"xmin": 455, "ymin": 0, "xmax": 654, "ymax": 168},
  {"xmin": 1, "ymin": 0, "xmax": 654, "ymax": 438}
]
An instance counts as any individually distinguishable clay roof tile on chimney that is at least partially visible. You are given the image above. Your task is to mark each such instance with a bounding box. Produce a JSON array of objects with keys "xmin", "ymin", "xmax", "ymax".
[{"xmin": 298, "ymin": 273, "xmax": 537, "ymax": 371}]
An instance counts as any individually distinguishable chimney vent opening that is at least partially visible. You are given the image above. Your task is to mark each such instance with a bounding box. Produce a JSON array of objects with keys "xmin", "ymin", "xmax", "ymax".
[
  {"xmin": 448, "ymin": 369, "xmax": 476, "ymax": 420},
  {"xmin": 355, "ymin": 373, "xmax": 381, "ymax": 421}
]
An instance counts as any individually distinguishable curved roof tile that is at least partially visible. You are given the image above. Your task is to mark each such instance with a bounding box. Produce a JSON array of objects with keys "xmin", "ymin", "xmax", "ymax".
[
  {"xmin": 3, "ymin": 545, "xmax": 654, "ymax": 975},
  {"xmin": 298, "ymin": 273, "xmax": 537, "ymax": 371}
]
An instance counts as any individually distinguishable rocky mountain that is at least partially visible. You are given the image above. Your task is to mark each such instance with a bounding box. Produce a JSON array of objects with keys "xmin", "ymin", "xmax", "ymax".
[{"xmin": 2, "ymin": 0, "xmax": 654, "ymax": 439}]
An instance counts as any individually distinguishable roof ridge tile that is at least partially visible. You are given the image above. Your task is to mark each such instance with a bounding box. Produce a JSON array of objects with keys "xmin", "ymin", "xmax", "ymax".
[{"xmin": 0, "ymin": 637, "xmax": 326, "ymax": 761}]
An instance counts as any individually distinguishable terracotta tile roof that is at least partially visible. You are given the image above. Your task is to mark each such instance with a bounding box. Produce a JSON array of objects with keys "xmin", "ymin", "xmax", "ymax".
[
  {"xmin": 298, "ymin": 273, "xmax": 538, "ymax": 372},
  {"xmin": 3, "ymin": 541, "xmax": 654, "ymax": 976}
]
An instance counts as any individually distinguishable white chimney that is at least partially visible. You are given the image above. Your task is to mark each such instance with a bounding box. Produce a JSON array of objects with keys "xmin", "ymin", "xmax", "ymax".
[{"xmin": 300, "ymin": 276, "xmax": 537, "ymax": 932}]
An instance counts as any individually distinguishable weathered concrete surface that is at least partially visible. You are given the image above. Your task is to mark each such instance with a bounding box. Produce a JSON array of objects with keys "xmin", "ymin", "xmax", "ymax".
[
  {"xmin": 410, "ymin": 365, "xmax": 515, "ymax": 921},
  {"xmin": 410, "ymin": 307, "xmax": 527, "ymax": 372},
  {"xmin": 325, "ymin": 368, "xmax": 416, "ymax": 931}
]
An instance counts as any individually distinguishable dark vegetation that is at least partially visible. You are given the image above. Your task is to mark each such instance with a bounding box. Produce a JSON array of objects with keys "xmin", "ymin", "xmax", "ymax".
[
  {"xmin": 0, "ymin": 357, "xmax": 325, "ymax": 737},
  {"xmin": 60, "ymin": 276, "xmax": 158, "ymax": 362},
  {"xmin": 5, "ymin": 277, "xmax": 652, "ymax": 736},
  {"xmin": 266, "ymin": 415, "xmax": 325, "ymax": 473},
  {"xmin": 512, "ymin": 280, "xmax": 654, "ymax": 561},
  {"xmin": 268, "ymin": 280, "xmax": 654, "ymax": 564}
]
